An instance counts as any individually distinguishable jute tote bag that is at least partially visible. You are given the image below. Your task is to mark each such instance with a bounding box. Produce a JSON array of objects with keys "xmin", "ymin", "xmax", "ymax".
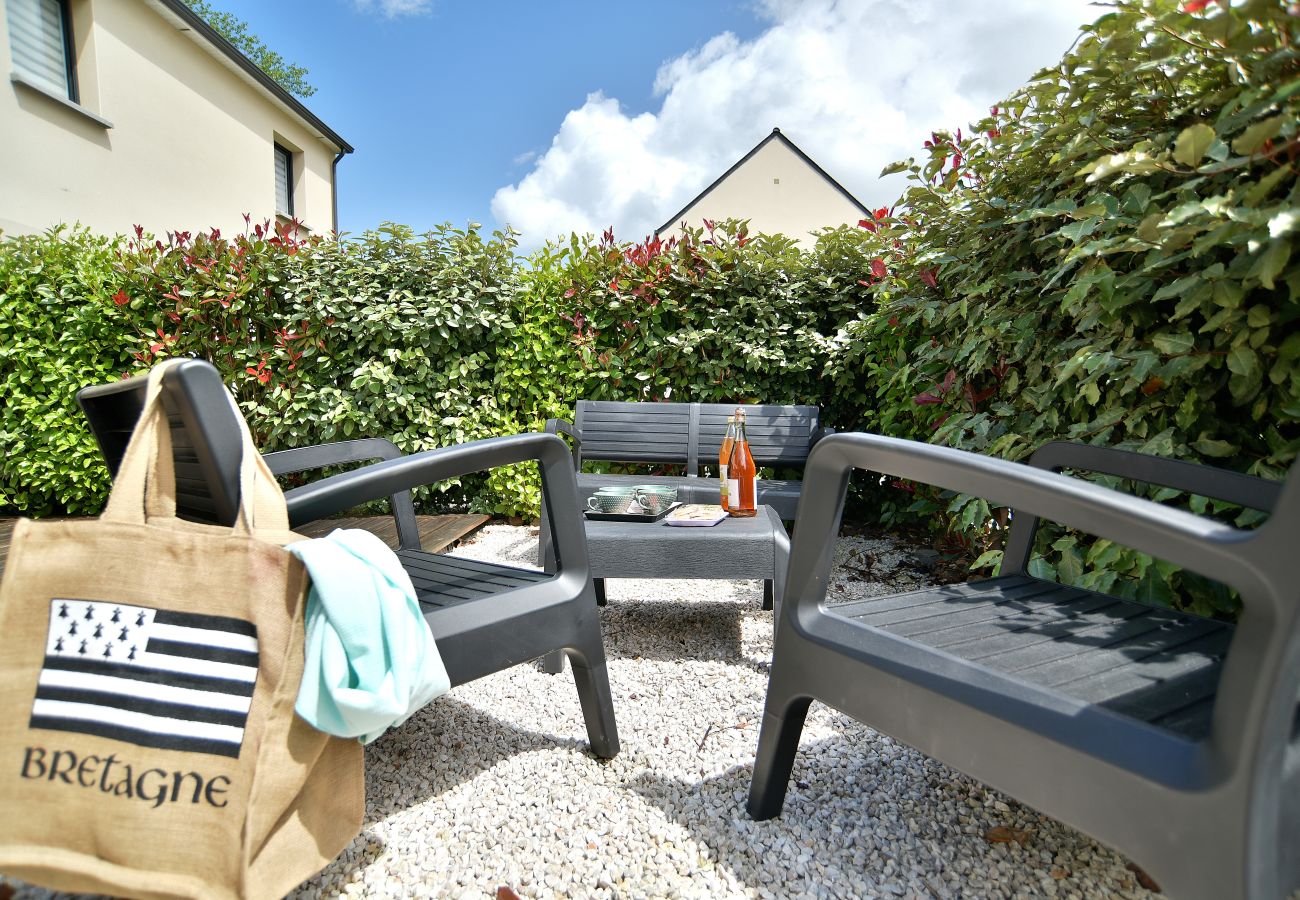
[{"xmin": 0, "ymin": 361, "xmax": 364, "ymax": 899}]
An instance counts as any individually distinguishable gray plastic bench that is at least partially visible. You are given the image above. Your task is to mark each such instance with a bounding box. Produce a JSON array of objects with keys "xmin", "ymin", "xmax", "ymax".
[
  {"xmin": 76, "ymin": 360, "xmax": 619, "ymax": 759},
  {"xmin": 748, "ymin": 433, "xmax": 1298, "ymax": 900},
  {"xmin": 546, "ymin": 400, "xmax": 831, "ymax": 520}
]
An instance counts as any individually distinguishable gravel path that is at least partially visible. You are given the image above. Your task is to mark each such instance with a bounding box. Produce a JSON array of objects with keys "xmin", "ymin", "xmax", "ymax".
[{"xmin": 3, "ymin": 525, "xmax": 1160, "ymax": 899}]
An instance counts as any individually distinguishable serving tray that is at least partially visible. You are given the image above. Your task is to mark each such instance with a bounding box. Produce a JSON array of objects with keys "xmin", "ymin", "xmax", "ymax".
[{"xmin": 584, "ymin": 502, "xmax": 682, "ymax": 523}]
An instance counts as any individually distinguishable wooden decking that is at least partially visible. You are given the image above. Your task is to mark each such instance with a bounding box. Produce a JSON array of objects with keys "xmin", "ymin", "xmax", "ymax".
[
  {"xmin": 292, "ymin": 513, "xmax": 489, "ymax": 551},
  {"xmin": 0, "ymin": 513, "xmax": 489, "ymax": 582}
]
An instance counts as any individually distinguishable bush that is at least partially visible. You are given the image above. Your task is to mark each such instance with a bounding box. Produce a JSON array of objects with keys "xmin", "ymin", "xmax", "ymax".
[
  {"xmin": 0, "ymin": 221, "xmax": 528, "ymax": 515},
  {"xmin": 0, "ymin": 227, "xmax": 131, "ymax": 515},
  {"xmin": 538, "ymin": 222, "xmax": 864, "ymax": 406}
]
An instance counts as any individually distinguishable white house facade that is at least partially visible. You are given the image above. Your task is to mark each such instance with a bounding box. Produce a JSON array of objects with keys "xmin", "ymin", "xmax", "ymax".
[
  {"xmin": 1, "ymin": 0, "xmax": 352, "ymax": 238},
  {"xmin": 656, "ymin": 128, "xmax": 869, "ymax": 247}
]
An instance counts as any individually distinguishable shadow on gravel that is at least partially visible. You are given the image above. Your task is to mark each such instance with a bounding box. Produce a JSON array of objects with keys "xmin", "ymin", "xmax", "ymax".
[
  {"xmin": 292, "ymin": 695, "xmax": 601, "ymax": 895},
  {"xmin": 599, "ymin": 599, "xmax": 749, "ymax": 663},
  {"xmin": 625, "ymin": 724, "xmax": 1157, "ymax": 900},
  {"xmin": 360, "ymin": 696, "xmax": 592, "ymax": 822}
]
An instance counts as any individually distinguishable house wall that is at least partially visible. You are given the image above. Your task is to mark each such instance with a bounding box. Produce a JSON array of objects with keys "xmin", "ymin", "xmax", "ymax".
[
  {"xmin": 0, "ymin": 0, "xmax": 339, "ymax": 238},
  {"xmin": 658, "ymin": 138, "xmax": 865, "ymax": 247}
]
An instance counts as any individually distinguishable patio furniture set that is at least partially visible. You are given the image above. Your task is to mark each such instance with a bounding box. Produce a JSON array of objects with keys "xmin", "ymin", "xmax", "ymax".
[{"xmin": 74, "ymin": 360, "xmax": 1299, "ymax": 900}]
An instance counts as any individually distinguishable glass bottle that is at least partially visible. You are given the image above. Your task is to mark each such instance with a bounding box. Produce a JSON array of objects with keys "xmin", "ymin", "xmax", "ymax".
[
  {"xmin": 718, "ymin": 415, "xmax": 736, "ymax": 509},
  {"xmin": 727, "ymin": 409, "xmax": 757, "ymax": 517}
]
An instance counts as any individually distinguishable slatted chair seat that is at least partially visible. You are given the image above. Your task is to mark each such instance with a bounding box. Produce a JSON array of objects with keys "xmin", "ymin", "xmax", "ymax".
[
  {"xmin": 829, "ymin": 576, "xmax": 1231, "ymax": 740},
  {"xmin": 397, "ymin": 551, "xmax": 550, "ymax": 609}
]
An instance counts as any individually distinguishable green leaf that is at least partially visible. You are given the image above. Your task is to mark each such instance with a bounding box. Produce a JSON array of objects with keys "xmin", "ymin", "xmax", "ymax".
[
  {"xmin": 1245, "ymin": 164, "xmax": 1294, "ymax": 207},
  {"xmin": 1137, "ymin": 213, "xmax": 1164, "ymax": 243},
  {"xmin": 971, "ymin": 550, "xmax": 1003, "ymax": 574},
  {"xmin": 1249, "ymin": 239, "xmax": 1291, "ymax": 290},
  {"xmin": 1152, "ymin": 275, "xmax": 1201, "ymax": 303},
  {"xmin": 1227, "ymin": 346, "xmax": 1258, "ymax": 378},
  {"xmin": 1008, "ymin": 199, "xmax": 1078, "ymax": 223},
  {"xmin": 1152, "ymin": 333, "xmax": 1195, "ymax": 355},
  {"xmin": 1027, "ymin": 558, "xmax": 1057, "ymax": 581},
  {"xmin": 1085, "ymin": 149, "xmax": 1164, "ymax": 182},
  {"xmin": 1231, "ymin": 115, "xmax": 1284, "ymax": 155},
  {"xmin": 1139, "ymin": 429, "xmax": 1175, "ymax": 457},
  {"xmin": 1057, "ymin": 218, "xmax": 1101, "ymax": 243},
  {"xmin": 1057, "ymin": 546, "xmax": 1084, "ymax": 585},
  {"xmin": 1135, "ymin": 569, "xmax": 1175, "ymax": 607},
  {"xmin": 1192, "ymin": 436, "xmax": 1238, "ymax": 457},
  {"xmin": 1173, "ymin": 123, "xmax": 1216, "ymax": 167}
]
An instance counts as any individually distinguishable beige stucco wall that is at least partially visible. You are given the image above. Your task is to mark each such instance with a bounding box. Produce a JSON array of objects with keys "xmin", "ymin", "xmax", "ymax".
[
  {"xmin": 658, "ymin": 137, "xmax": 865, "ymax": 247},
  {"xmin": 0, "ymin": 0, "xmax": 340, "ymax": 238}
]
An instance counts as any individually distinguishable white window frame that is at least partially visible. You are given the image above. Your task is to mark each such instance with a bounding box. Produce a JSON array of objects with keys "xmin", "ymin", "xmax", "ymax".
[
  {"xmin": 6, "ymin": 0, "xmax": 77, "ymax": 102},
  {"xmin": 274, "ymin": 142, "xmax": 295, "ymax": 218}
]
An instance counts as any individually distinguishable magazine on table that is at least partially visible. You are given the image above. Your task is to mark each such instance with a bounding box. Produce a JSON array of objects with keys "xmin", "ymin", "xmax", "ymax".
[{"xmin": 663, "ymin": 504, "xmax": 729, "ymax": 527}]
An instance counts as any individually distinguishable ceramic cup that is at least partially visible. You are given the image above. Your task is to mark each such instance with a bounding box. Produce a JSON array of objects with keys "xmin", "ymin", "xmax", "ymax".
[
  {"xmin": 632, "ymin": 485, "xmax": 677, "ymax": 514},
  {"xmin": 587, "ymin": 493, "xmax": 635, "ymax": 514}
]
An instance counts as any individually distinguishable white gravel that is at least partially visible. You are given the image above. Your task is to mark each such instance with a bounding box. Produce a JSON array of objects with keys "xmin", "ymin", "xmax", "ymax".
[{"xmin": 2, "ymin": 525, "xmax": 1161, "ymax": 899}]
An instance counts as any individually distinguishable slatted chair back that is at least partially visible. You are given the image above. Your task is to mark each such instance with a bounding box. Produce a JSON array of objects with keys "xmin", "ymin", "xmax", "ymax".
[
  {"xmin": 1003, "ymin": 440, "xmax": 1284, "ymax": 575},
  {"xmin": 78, "ymin": 360, "xmax": 245, "ymax": 525},
  {"xmin": 77, "ymin": 360, "xmax": 420, "ymax": 548},
  {"xmin": 696, "ymin": 403, "xmax": 823, "ymax": 469},
  {"xmin": 572, "ymin": 400, "xmax": 822, "ymax": 472},
  {"xmin": 573, "ymin": 401, "xmax": 692, "ymax": 467}
]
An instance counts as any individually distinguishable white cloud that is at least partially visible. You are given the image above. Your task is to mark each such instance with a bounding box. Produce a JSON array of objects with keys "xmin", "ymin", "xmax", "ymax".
[
  {"xmin": 492, "ymin": 0, "xmax": 1098, "ymax": 250},
  {"xmin": 351, "ymin": 0, "xmax": 432, "ymax": 18}
]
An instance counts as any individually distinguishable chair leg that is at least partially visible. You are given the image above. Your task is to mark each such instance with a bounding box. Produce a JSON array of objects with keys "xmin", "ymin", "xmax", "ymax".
[
  {"xmin": 762, "ymin": 580, "xmax": 773, "ymax": 610},
  {"xmin": 594, "ymin": 578, "xmax": 607, "ymax": 606},
  {"xmin": 747, "ymin": 688, "xmax": 812, "ymax": 820},
  {"xmin": 565, "ymin": 619, "xmax": 620, "ymax": 759},
  {"xmin": 541, "ymin": 649, "xmax": 566, "ymax": 674}
]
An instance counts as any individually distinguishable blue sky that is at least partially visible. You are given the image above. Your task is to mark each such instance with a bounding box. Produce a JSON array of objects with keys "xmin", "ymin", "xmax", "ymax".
[{"xmin": 215, "ymin": 0, "xmax": 1098, "ymax": 249}]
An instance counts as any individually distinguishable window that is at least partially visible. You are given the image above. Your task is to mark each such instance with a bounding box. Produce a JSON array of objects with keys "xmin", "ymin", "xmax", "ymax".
[
  {"xmin": 6, "ymin": 0, "xmax": 76, "ymax": 102},
  {"xmin": 274, "ymin": 143, "xmax": 294, "ymax": 217}
]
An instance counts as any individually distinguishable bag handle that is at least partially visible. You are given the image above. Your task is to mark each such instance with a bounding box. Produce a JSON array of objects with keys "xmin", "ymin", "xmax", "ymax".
[{"xmin": 102, "ymin": 361, "xmax": 290, "ymax": 536}]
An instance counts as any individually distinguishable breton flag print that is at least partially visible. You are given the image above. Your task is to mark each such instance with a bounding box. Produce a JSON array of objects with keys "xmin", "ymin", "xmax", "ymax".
[{"xmin": 30, "ymin": 599, "xmax": 259, "ymax": 758}]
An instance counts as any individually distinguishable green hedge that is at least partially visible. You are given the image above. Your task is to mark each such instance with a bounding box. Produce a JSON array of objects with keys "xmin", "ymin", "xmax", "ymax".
[{"xmin": 2, "ymin": 0, "xmax": 1296, "ymax": 619}]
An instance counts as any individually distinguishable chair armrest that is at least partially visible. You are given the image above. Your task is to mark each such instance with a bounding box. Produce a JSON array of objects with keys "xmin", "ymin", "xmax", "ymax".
[
  {"xmin": 285, "ymin": 432, "xmax": 590, "ymax": 576},
  {"xmin": 787, "ymin": 433, "xmax": 1274, "ymax": 619},
  {"xmin": 265, "ymin": 438, "xmax": 420, "ymax": 550},
  {"xmin": 545, "ymin": 417, "xmax": 581, "ymax": 468},
  {"xmin": 262, "ymin": 437, "xmax": 405, "ymax": 475}
]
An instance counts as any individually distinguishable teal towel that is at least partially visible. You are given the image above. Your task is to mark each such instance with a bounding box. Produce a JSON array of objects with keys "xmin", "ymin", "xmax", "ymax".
[{"xmin": 289, "ymin": 529, "xmax": 449, "ymax": 744}]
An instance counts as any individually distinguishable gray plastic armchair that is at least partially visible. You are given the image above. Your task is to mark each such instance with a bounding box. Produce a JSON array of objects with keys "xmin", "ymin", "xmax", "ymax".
[
  {"xmin": 77, "ymin": 359, "xmax": 618, "ymax": 758},
  {"xmin": 748, "ymin": 432, "xmax": 1298, "ymax": 900}
]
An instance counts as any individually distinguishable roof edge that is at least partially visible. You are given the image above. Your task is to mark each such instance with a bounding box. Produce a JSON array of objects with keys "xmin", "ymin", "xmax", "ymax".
[
  {"xmin": 150, "ymin": 0, "xmax": 353, "ymax": 154},
  {"xmin": 655, "ymin": 127, "xmax": 869, "ymax": 236}
]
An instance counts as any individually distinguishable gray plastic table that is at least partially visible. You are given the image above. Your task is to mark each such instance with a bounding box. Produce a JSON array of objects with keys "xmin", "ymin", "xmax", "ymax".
[{"xmin": 540, "ymin": 505, "xmax": 790, "ymax": 672}]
